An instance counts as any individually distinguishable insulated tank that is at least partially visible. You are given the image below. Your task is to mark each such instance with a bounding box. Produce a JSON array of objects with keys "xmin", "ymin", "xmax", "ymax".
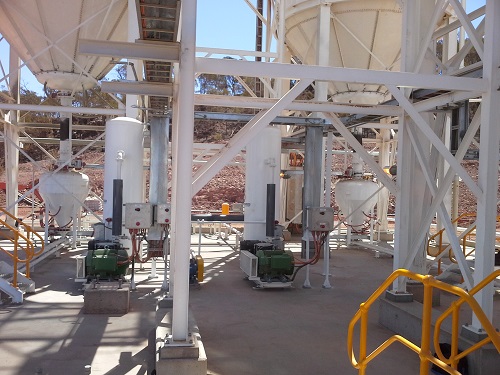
[
  {"xmin": 103, "ymin": 117, "xmax": 144, "ymax": 239},
  {"xmin": 335, "ymin": 179, "xmax": 379, "ymax": 227},
  {"xmin": 0, "ymin": 0, "xmax": 128, "ymax": 91},
  {"xmin": 244, "ymin": 126, "xmax": 281, "ymax": 241},
  {"xmin": 38, "ymin": 170, "xmax": 90, "ymax": 228},
  {"xmin": 284, "ymin": 0, "xmax": 402, "ymax": 104}
]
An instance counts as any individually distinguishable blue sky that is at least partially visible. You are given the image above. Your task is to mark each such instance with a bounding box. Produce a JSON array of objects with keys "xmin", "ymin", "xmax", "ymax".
[{"xmin": 0, "ymin": 0, "xmax": 486, "ymax": 95}]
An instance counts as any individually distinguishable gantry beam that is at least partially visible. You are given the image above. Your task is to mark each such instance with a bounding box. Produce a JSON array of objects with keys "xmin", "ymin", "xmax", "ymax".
[
  {"xmin": 101, "ymin": 81, "xmax": 174, "ymax": 97},
  {"xmin": 78, "ymin": 39, "xmax": 180, "ymax": 62},
  {"xmin": 196, "ymin": 57, "xmax": 486, "ymax": 92}
]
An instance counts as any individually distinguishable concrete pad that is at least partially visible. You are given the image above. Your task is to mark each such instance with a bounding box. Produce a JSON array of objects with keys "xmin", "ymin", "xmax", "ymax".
[
  {"xmin": 155, "ymin": 305, "xmax": 207, "ymax": 375},
  {"xmin": 83, "ymin": 282, "xmax": 130, "ymax": 314},
  {"xmin": 406, "ymin": 281, "xmax": 441, "ymax": 307},
  {"xmin": 1, "ymin": 234, "xmax": 498, "ymax": 375},
  {"xmin": 379, "ymin": 297, "xmax": 500, "ymax": 375}
]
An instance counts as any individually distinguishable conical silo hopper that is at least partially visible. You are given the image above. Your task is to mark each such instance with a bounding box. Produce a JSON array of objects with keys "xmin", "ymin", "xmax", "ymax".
[
  {"xmin": 0, "ymin": 0, "xmax": 128, "ymax": 91},
  {"xmin": 38, "ymin": 170, "xmax": 90, "ymax": 228},
  {"xmin": 285, "ymin": 0, "xmax": 402, "ymax": 104}
]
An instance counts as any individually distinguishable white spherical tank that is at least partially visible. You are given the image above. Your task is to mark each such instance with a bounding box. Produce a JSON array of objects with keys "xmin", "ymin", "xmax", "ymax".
[
  {"xmin": 103, "ymin": 117, "xmax": 144, "ymax": 237},
  {"xmin": 335, "ymin": 179, "xmax": 379, "ymax": 227},
  {"xmin": 244, "ymin": 126, "xmax": 281, "ymax": 240},
  {"xmin": 285, "ymin": 0, "xmax": 402, "ymax": 105},
  {"xmin": 38, "ymin": 170, "xmax": 90, "ymax": 228}
]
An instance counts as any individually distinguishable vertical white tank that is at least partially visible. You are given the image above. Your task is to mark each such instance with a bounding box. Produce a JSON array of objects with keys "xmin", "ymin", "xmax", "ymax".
[
  {"xmin": 38, "ymin": 170, "xmax": 90, "ymax": 228},
  {"xmin": 103, "ymin": 117, "xmax": 144, "ymax": 239},
  {"xmin": 244, "ymin": 127, "xmax": 281, "ymax": 240}
]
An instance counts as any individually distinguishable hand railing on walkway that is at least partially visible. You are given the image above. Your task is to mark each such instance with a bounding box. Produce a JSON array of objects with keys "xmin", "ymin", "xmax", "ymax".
[
  {"xmin": 0, "ymin": 207, "xmax": 44, "ymax": 287},
  {"xmin": 347, "ymin": 269, "xmax": 500, "ymax": 375},
  {"xmin": 426, "ymin": 213, "xmax": 500, "ymax": 274}
]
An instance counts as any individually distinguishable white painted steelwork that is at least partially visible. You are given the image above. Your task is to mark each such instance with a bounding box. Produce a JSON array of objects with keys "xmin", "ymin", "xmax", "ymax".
[
  {"xmin": 244, "ymin": 126, "xmax": 282, "ymax": 240},
  {"xmin": 284, "ymin": 0, "xmax": 402, "ymax": 104},
  {"xmin": 38, "ymin": 170, "xmax": 89, "ymax": 228},
  {"xmin": 0, "ymin": 0, "xmax": 128, "ymax": 91},
  {"xmin": 171, "ymin": 0, "xmax": 197, "ymax": 343},
  {"xmin": 102, "ymin": 117, "xmax": 144, "ymax": 239}
]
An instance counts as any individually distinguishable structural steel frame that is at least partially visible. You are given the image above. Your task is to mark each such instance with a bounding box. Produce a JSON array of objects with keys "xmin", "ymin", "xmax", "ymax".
[{"xmin": 1, "ymin": 0, "xmax": 497, "ymax": 341}]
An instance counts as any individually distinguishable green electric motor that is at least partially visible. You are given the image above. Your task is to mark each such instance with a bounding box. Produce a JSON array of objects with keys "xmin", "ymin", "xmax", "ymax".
[
  {"xmin": 85, "ymin": 241, "xmax": 130, "ymax": 279},
  {"xmin": 256, "ymin": 249, "xmax": 294, "ymax": 281}
]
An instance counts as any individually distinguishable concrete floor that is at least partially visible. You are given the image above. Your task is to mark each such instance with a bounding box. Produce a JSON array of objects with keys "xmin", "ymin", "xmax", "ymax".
[{"xmin": 1, "ymin": 233, "xmax": 496, "ymax": 374}]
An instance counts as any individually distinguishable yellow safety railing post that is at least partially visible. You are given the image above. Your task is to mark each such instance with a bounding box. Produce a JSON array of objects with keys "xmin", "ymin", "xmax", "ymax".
[
  {"xmin": 450, "ymin": 302, "xmax": 460, "ymax": 370},
  {"xmin": 419, "ymin": 277, "xmax": 432, "ymax": 375},
  {"xmin": 12, "ymin": 230, "xmax": 19, "ymax": 288},
  {"xmin": 1, "ymin": 207, "xmax": 45, "ymax": 289},
  {"xmin": 359, "ymin": 302, "xmax": 368, "ymax": 375},
  {"xmin": 348, "ymin": 269, "xmax": 500, "ymax": 375}
]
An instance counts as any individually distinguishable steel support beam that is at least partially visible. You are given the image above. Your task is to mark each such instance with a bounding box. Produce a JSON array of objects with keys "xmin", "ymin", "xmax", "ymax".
[
  {"xmin": 195, "ymin": 94, "xmax": 402, "ymax": 117},
  {"xmin": 101, "ymin": 81, "xmax": 174, "ymax": 97},
  {"xmin": 388, "ymin": 85, "xmax": 481, "ymax": 198},
  {"xmin": 324, "ymin": 113, "xmax": 398, "ymax": 195},
  {"xmin": 196, "ymin": 57, "xmax": 486, "ymax": 92},
  {"xmin": 3, "ymin": 47, "xmax": 20, "ymax": 219},
  {"xmin": 470, "ymin": 0, "xmax": 500, "ymax": 329},
  {"xmin": 191, "ymin": 78, "xmax": 313, "ymax": 196},
  {"xmin": 0, "ymin": 103, "xmax": 125, "ymax": 116},
  {"xmin": 171, "ymin": 0, "xmax": 196, "ymax": 343},
  {"xmin": 78, "ymin": 39, "xmax": 180, "ymax": 62},
  {"xmin": 405, "ymin": 124, "xmax": 474, "ymax": 289}
]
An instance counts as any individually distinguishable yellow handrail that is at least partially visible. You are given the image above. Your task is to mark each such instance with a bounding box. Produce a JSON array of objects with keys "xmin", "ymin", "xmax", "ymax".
[
  {"xmin": 0, "ymin": 208, "xmax": 45, "ymax": 287},
  {"xmin": 347, "ymin": 269, "xmax": 500, "ymax": 375},
  {"xmin": 433, "ymin": 270, "xmax": 500, "ymax": 367},
  {"xmin": 426, "ymin": 213, "xmax": 500, "ymax": 274}
]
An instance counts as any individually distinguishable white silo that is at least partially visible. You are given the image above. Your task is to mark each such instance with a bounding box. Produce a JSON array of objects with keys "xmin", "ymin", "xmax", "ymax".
[
  {"xmin": 0, "ymin": 0, "xmax": 128, "ymax": 91},
  {"xmin": 284, "ymin": 0, "xmax": 402, "ymax": 105},
  {"xmin": 284, "ymin": 1, "xmax": 400, "ymax": 234}
]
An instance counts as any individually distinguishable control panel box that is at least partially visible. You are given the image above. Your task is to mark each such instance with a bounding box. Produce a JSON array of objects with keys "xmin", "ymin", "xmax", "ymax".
[
  {"xmin": 124, "ymin": 203, "xmax": 153, "ymax": 229},
  {"xmin": 306, "ymin": 207, "xmax": 334, "ymax": 231},
  {"xmin": 155, "ymin": 203, "xmax": 171, "ymax": 224}
]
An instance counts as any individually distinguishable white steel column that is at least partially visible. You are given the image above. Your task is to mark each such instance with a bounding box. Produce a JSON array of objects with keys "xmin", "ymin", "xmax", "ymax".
[
  {"xmin": 302, "ymin": 2, "xmax": 330, "ymax": 256},
  {"xmin": 393, "ymin": 0, "xmax": 438, "ymax": 290},
  {"xmin": 127, "ymin": 0, "xmax": 140, "ymax": 120},
  {"xmin": 4, "ymin": 47, "xmax": 20, "ymax": 219},
  {"xmin": 377, "ymin": 127, "xmax": 391, "ymax": 234},
  {"xmin": 470, "ymin": 0, "xmax": 500, "ymax": 329},
  {"xmin": 148, "ymin": 117, "xmax": 170, "ymax": 280},
  {"xmin": 171, "ymin": 0, "xmax": 196, "ymax": 342},
  {"xmin": 438, "ymin": 11, "xmax": 461, "ymax": 239}
]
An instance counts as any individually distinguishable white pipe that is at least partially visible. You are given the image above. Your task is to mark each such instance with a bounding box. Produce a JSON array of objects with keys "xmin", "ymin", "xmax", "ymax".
[
  {"xmin": 302, "ymin": 229, "xmax": 311, "ymax": 289},
  {"xmin": 322, "ymin": 131, "xmax": 333, "ymax": 288},
  {"xmin": 127, "ymin": 0, "xmax": 140, "ymax": 119},
  {"xmin": 161, "ymin": 230, "xmax": 169, "ymax": 292},
  {"xmin": 0, "ymin": 103, "xmax": 125, "ymax": 116},
  {"xmin": 198, "ymin": 220, "xmax": 203, "ymax": 256},
  {"xmin": 172, "ymin": 0, "xmax": 197, "ymax": 342}
]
